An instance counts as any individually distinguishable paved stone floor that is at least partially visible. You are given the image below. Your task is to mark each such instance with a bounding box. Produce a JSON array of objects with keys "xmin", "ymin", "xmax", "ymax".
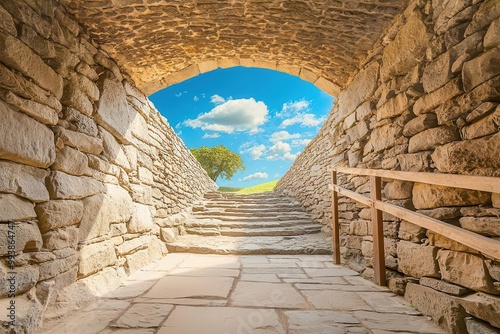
[{"xmin": 39, "ymin": 254, "xmax": 444, "ymax": 334}]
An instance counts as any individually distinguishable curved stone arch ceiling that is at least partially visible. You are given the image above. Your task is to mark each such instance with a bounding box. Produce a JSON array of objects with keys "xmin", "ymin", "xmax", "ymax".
[{"xmin": 61, "ymin": 0, "xmax": 407, "ymax": 96}]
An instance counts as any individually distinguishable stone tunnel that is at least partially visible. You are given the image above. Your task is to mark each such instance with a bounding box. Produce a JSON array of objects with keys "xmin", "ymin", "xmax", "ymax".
[{"xmin": 0, "ymin": 0, "xmax": 499, "ymax": 333}]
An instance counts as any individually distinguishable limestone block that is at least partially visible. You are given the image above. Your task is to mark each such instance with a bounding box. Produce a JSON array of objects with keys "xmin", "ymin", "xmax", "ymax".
[
  {"xmin": 78, "ymin": 240, "xmax": 117, "ymax": 277},
  {"xmin": 460, "ymin": 106, "xmax": 500, "ymax": 140},
  {"xmin": 461, "ymin": 293, "xmax": 500, "ymax": 328},
  {"xmin": 418, "ymin": 207, "xmax": 462, "ymax": 220},
  {"xmin": 100, "ymin": 127, "xmax": 132, "ymax": 171},
  {"xmin": 376, "ymin": 93, "xmax": 412, "ymax": 121},
  {"xmin": 364, "ymin": 123, "xmax": 401, "ymax": 154},
  {"xmin": 432, "ymin": 132, "xmax": 500, "ymax": 173},
  {"xmin": 420, "ymin": 277, "xmax": 471, "ymax": 296},
  {"xmin": 408, "ymin": 125, "xmax": 460, "ymax": 153},
  {"xmin": 0, "ymin": 160, "xmax": 49, "ymax": 202},
  {"xmin": 42, "ymin": 226, "xmax": 79, "ymax": 250},
  {"xmin": 423, "ymin": 52, "xmax": 453, "ymax": 93},
  {"xmin": 463, "ymin": 46, "xmax": 500, "ymax": 92},
  {"xmin": 130, "ymin": 183, "xmax": 152, "ymax": 205},
  {"xmin": 116, "ymin": 235, "xmax": 148, "ymax": 255},
  {"xmin": 35, "ymin": 200, "xmax": 84, "ymax": 233},
  {"xmin": 39, "ymin": 252, "xmax": 78, "ymax": 281},
  {"xmin": 345, "ymin": 121, "xmax": 369, "ymax": 143},
  {"xmin": 0, "ymin": 101, "xmax": 56, "ymax": 168},
  {"xmin": 160, "ymin": 227, "xmax": 177, "ymax": 242},
  {"xmin": 404, "ymin": 283, "xmax": 466, "ymax": 333},
  {"xmin": 383, "ymin": 180, "xmax": 413, "ymax": 200},
  {"xmin": 71, "ymin": 73, "xmax": 99, "ymax": 101},
  {"xmin": 51, "ymin": 146, "xmax": 89, "ymax": 176},
  {"xmin": 493, "ymin": 193, "xmax": 500, "ymax": 208},
  {"xmin": 0, "ymin": 5, "xmax": 16, "ymax": 36},
  {"xmin": 437, "ymin": 250, "xmax": 498, "ymax": 294},
  {"xmin": 484, "ymin": 17, "xmax": 500, "ymax": 50},
  {"xmin": 412, "ymin": 183, "xmax": 491, "ymax": 210},
  {"xmin": 466, "ymin": 317, "xmax": 500, "ymax": 334},
  {"xmin": 397, "ymin": 240, "xmax": 440, "ymax": 278},
  {"xmin": 0, "ymin": 30, "xmax": 63, "ymax": 98},
  {"xmin": 1, "ymin": 90, "xmax": 58, "ymax": 125},
  {"xmin": 0, "ymin": 194, "xmax": 36, "ymax": 222},
  {"xmin": 63, "ymin": 107, "xmax": 99, "ymax": 136},
  {"xmin": 55, "ymin": 126, "xmax": 103, "ymax": 155},
  {"xmin": 428, "ymin": 231, "xmax": 478, "ymax": 254},
  {"xmin": 62, "ymin": 82, "xmax": 93, "ymax": 116},
  {"xmin": 381, "ymin": 14, "xmax": 429, "ymax": 79},
  {"xmin": 125, "ymin": 249, "xmax": 152, "ymax": 274},
  {"xmin": 459, "ymin": 217, "xmax": 500, "ymax": 237},
  {"xmin": 338, "ymin": 62, "xmax": 379, "ymax": 118},
  {"xmin": 96, "ymin": 73, "xmax": 136, "ymax": 143},
  {"xmin": 413, "ymin": 78, "xmax": 463, "ymax": 115},
  {"xmin": 398, "ymin": 221, "xmax": 426, "ymax": 242},
  {"xmin": 128, "ymin": 203, "xmax": 153, "ymax": 233},
  {"xmin": 403, "ymin": 113, "xmax": 438, "ymax": 137},
  {"xmin": 47, "ymin": 171, "xmax": 105, "ymax": 200},
  {"xmin": 0, "ymin": 262, "xmax": 39, "ymax": 298},
  {"xmin": 398, "ymin": 152, "xmax": 433, "ymax": 172},
  {"xmin": 465, "ymin": 0, "xmax": 500, "ymax": 36},
  {"xmin": 0, "ymin": 221, "xmax": 42, "ymax": 255},
  {"xmin": 79, "ymin": 184, "xmax": 133, "ymax": 241}
]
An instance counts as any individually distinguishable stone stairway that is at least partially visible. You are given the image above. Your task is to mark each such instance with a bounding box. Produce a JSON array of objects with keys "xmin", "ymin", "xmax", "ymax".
[{"xmin": 166, "ymin": 192, "xmax": 333, "ymax": 255}]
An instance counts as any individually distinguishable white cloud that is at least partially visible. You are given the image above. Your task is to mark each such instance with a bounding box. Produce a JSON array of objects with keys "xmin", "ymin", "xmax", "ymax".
[
  {"xmin": 266, "ymin": 141, "xmax": 299, "ymax": 161},
  {"xmin": 247, "ymin": 144, "xmax": 266, "ymax": 160},
  {"xmin": 202, "ymin": 133, "xmax": 220, "ymax": 139},
  {"xmin": 277, "ymin": 100, "xmax": 310, "ymax": 118},
  {"xmin": 270, "ymin": 130, "xmax": 301, "ymax": 143},
  {"xmin": 292, "ymin": 138, "xmax": 312, "ymax": 147},
  {"xmin": 239, "ymin": 141, "xmax": 253, "ymax": 150},
  {"xmin": 210, "ymin": 94, "xmax": 226, "ymax": 104},
  {"xmin": 193, "ymin": 96, "xmax": 199, "ymax": 102},
  {"xmin": 184, "ymin": 98, "xmax": 268, "ymax": 134},
  {"xmin": 278, "ymin": 113, "xmax": 326, "ymax": 128},
  {"xmin": 241, "ymin": 172, "xmax": 268, "ymax": 182}
]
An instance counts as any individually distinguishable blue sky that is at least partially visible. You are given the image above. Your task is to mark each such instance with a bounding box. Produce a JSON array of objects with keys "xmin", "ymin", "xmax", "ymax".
[{"xmin": 149, "ymin": 66, "xmax": 334, "ymax": 188}]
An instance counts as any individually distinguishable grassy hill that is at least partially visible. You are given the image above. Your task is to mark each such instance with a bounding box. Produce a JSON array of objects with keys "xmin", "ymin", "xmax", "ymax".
[{"xmin": 235, "ymin": 180, "xmax": 279, "ymax": 194}]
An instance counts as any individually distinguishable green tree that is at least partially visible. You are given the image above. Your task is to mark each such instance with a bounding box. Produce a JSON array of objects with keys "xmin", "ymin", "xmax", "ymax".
[{"xmin": 190, "ymin": 145, "xmax": 245, "ymax": 182}]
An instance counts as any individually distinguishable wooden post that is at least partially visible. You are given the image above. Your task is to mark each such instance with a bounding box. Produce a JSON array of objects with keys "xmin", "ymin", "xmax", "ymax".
[
  {"xmin": 370, "ymin": 176, "xmax": 386, "ymax": 286},
  {"xmin": 331, "ymin": 170, "xmax": 341, "ymax": 264}
]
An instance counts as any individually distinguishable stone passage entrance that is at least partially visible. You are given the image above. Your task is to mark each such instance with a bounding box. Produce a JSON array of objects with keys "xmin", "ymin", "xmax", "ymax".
[
  {"xmin": 166, "ymin": 192, "xmax": 332, "ymax": 254},
  {"xmin": 39, "ymin": 253, "xmax": 444, "ymax": 334}
]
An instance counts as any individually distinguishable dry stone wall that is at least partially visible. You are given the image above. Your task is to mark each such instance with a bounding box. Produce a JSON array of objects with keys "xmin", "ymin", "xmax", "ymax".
[
  {"xmin": 277, "ymin": 0, "xmax": 500, "ymax": 332},
  {"xmin": 0, "ymin": 1, "xmax": 216, "ymax": 333}
]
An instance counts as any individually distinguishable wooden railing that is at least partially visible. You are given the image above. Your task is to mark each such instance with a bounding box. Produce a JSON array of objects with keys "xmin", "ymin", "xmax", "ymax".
[{"xmin": 330, "ymin": 167, "xmax": 500, "ymax": 286}]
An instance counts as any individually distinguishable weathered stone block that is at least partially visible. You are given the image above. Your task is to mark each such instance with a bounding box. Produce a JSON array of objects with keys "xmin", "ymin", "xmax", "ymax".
[
  {"xmin": 484, "ymin": 17, "xmax": 500, "ymax": 50},
  {"xmin": 420, "ymin": 277, "xmax": 471, "ymax": 296},
  {"xmin": 62, "ymin": 83, "xmax": 93, "ymax": 116},
  {"xmin": 459, "ymin": 217, "xmax": 500, "ymax": 237},
  {"xmin": 125, "ymin": 249, "xmax": 152, "ymax": 274},
  {"xmin": 376, "ymin": 93, "xmax": 411, "ymax": 121},
  {"xmin": 428, "ymin": 231, "xmax": 478, "ymax": 254},
  {"xmin": 460, "ymin": 106, "xmax": 500, "ymax": 140},
  {"xmin": 397, "ymin": 240, "xmax": 440, "ymax": 278},
  {"xmin": 465, "ymin": 0, "xmax": 500, "ymax": 36},
  {"xmin": 383, "ymin": 180, "xmax": 413, "ymax": 200},
  {"xmin": 493, "ymin": 193, "xmax": 500, "ymax": 208},
  {"xmin": 79, "ymin": 184, "xmax": 133, "ymax": 241},
  {"xmin": 432, "ymin": 132, "xmax": 500, "ymax": 173},
  {"xmin": 1, "ymin": 90, "xmax": 58, "ymax": 125},
  {"xmin": 398, "ymin": 152, "xmax": 433, "ymax": 172},
  {"xmin": 96, "ymin": 73, "xmax": 136, "ymax": 144},
  {"xmin": 364, "ymin": 123, "xmax": 401, "ymax": 154},
  {"xmin": 423, "ymin": 52, "xmax": 453, "ymax": 93},
  {"xmin": 47, "ymin": 171, "xmax": 104, "ymax": 200},
  {"xmin": 100, "ymin": 127, "xmax": 132, "ymax": 171},
  {"xmin": 466, "ymin": 317, "xmax": 500, "ymax": 334},
  {"xmin": 338, "ymin": 62, "xmax": 379, "ymax": 118},
  {"xmin": 51, "ymin": 146, "xmax": 89, "ymax": 176},
  {"xmin": 463, "ymin": 46, "xmax": 500, "ymax": 92},
  {"xmin": 56, "ymin": 127, "xmax": 103, "ymax": 155},
  {"xmin": 78, "ymin": 240, "xmax": 117, "ymax": 277},
  {"xmin": 437, "ymin": 250, "xmax": 498, "ymax": 294},
  {"xmin": 398, "ymin": 221, "xmax": 426, "ymax": 242},
  {"xmin": 0, "ymin": 221, "xmax": 42, "ymax": 255},
  {"xmin": 35, "ymin": 200, "xmax": 84, "ymax": 233},
  {"xmin": 408, "ymin": 125, "xmax": 460, "ymax": 153},
  {"xmin": 0, "ymin": 101, "xmax": 56, "ymax": 168},
  {"xmin": 418, "ymin": 207, "xmax": 462, "ymax": 220},
  {"xmin": 0, "ymin": 263, "xmax": 39, "ymax": 298},
  {"xmin": 461, "ymin": 293, "xmax": 500, "ymax": 328},
  {"xmin": 160, "ymin": 227, "xmax": 177, "ymax": 242},
  {"xmin": 39, "ymin": 252, "xmax": 78, "ymax": 281},
  {"xmin": 0, "ymin": 194, "xmax": 36, "ymax": 223},
  {"xmin": 0, "ymin": 30, "xmax": 63, "ymax": 98},
  {"xmin": 128, "ymin": 203, "xmax": 153, "ymax": 233},
  {"xmin": 413, "ymin": 78, "xmax": 463, "ymax": 115},
  {"xmin": 42, "ymin": 226, "xmax": 79, "ymax": 250},
  {"xmin": 0, "ymin": 5, "xmax": 16, "ymax": 36},
  {"xmin": 0, "ymin": 160, "xmax": 49, "ymax": 202},
  {"xmin": 412, "ymin": 183, "xmax": 491, "ymax": 210},
  {"xmin": 404, "ymin": 283, "xmax": 467, "ymax": 333},
  {"xmin": 345, "ymin": 121, "xmax": 369, "ymax": 143},
  {"xmin": 382, "ymin": 14, "xmax": 429, "ymax": 79},
  {"xmin": 116, "ymin": 235, "xmax": 148, "ymax": 255},
  {"xmin": 403, "ymin": 113, "xmax": 438, "ymax": 137}
]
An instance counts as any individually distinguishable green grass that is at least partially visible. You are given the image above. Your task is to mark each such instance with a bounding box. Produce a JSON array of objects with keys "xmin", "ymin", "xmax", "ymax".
[
  {"xmin": 218, "ymin": 186, "xmax": 243, "ymax": 193},
  {"xmin": 235, "ymin": 180, "xmax": 280, "ymax": 194}
]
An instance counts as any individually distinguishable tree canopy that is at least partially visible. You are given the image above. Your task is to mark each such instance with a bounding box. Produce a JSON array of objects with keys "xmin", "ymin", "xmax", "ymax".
[{"xmin": 190, "ymin": 145, "xmax": 246, "ymax": 182}]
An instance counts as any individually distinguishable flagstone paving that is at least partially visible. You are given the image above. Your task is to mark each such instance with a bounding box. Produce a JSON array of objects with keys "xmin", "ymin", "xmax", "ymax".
[{"xmin": 39, "ymin": 253, "xmax": 445, "ymax": 334}]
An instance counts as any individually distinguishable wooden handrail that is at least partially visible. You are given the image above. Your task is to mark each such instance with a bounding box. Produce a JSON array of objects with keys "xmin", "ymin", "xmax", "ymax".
[{"xmin": 331, "ymin": 168, "xmax": 500, "ymax": 286}]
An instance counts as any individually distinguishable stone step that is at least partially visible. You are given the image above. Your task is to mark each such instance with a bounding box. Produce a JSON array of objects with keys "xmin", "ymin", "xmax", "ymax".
[
  {"xmin": 191, "ymin": 213, "xmax": 312, "ymax": 222},
  {"xmin": 166, "ymin": 234, "xmax": 333, "ymax": 255},
  {"xmin": 185, "ymin": 219, "xmax": 315, "ymax": 228},
  {"xmin": 186, "ymin": 224, "xmax": 322, "ymax": 237},
  {"xmin": 197, "ymin": 203, "xmax": 303, "ymax": 211},
  {"xmin": 193, "ymin": 210, "xmax": 311, "ymax": 218}
]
